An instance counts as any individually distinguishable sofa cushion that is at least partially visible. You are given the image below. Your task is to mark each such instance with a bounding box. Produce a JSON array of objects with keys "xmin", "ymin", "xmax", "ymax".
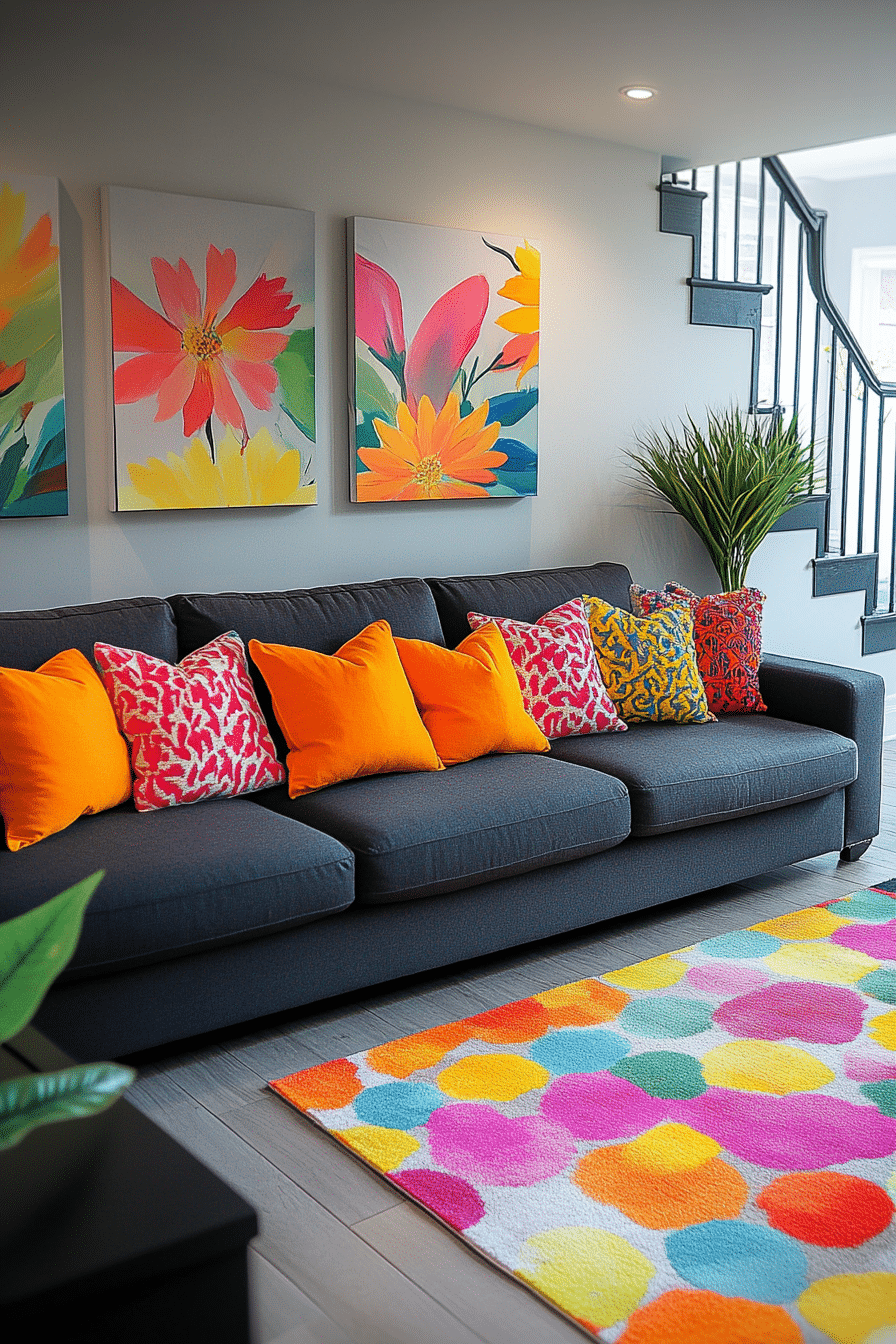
[
  {"xmin": 0, "ymin": 595, "xmax": 178, "ymax": 671},
  {"xmin": 0, "ymin": 797, "xmax": 355, "ymax": 977},
  {"xmin": 427, "ymin": 561, "xmax": 634, "ymax": 649},
  {"xmin": 170, "ymin": 577, "xmax": 446, "ymax": 657},
  {"xmin": 549, "ymin": 715, "xmax": 857, "ymax": 836},
  {"xmin": 252, "ymin": 754, "xmax": 631, "ymax": 904}
]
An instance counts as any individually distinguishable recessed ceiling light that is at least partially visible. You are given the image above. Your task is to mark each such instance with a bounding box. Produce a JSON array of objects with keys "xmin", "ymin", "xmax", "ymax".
[{"xmin": 620, "ymin": 85, "xmax": 657, "ymax": 101}]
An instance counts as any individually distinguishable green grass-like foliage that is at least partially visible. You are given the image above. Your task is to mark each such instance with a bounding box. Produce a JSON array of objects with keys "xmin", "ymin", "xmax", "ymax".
[
  {"xmin": 629, "ymin": 407, "xmax": 816, "ymax": 592},
  {"xmin": 0, "ymin": 872, "xmax": 134, "ymax": 1149}
]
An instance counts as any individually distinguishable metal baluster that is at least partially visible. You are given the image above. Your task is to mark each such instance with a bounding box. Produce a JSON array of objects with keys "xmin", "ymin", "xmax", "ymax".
[
  {"xmin": 773, "ymin": 194, "xmax": 785, "ymax": 409},
  {"xmin": 733, "ymin": 161, "xmax": 742, "ymax": 282},
  {"xmin": 857, "ymin": 376, "xmax": 869, "ymax": 555},
  {"xmin": 842, "ymin": 354, "xmax": 853, "ymax": 555},
  {"xmin": 874, "ymin": 391, "xmax": 885, "ymax": 598},
  {"xmin": 826, "ymin": 327, "xmax": 838, "ymax": 552},
  {"xmin": 712, "ymin": 165, "xmax": 720, "ymax": 280},
  {"xmin": 756, "ymin": 168, "xmax": 766, "ymax": 284},
  {"xmin": 793, "ymin": 225, "xmax": 804, "ymax": 420}
]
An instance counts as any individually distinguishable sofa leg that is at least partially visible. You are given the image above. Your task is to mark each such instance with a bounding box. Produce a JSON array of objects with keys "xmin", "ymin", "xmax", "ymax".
[{"xmin": 840, "ymin": 839, "xmax": 873, "ymax": 862}]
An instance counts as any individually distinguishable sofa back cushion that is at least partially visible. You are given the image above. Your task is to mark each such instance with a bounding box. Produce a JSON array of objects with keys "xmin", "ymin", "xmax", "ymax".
[
  {"xmin": 170, "ymin": 579, "xmax": 446, "ymax": 755},
  {"xmin": 0, "ymin": 596, "xmax": 178, "ymax": 671},
  {"xmin": 427, "ymin": 561, "xmax": 634, "ymax": 649}
]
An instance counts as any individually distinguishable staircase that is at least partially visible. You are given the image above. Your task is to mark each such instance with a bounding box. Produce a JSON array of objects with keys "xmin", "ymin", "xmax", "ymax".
[{"xmin": 659, "ymin": 156, "xmax": 896, "ymax": 654}]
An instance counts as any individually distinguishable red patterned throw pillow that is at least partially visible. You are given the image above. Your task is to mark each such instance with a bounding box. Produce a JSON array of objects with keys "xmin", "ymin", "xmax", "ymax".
[
  {"xmin": 467, "ymin": 598, "xmax": 626, "ymax": 739},
  {"xmin": 94, "ymin": 632, "xmax": 285, "ymax": 811},
  {"xmin": 629, "ymin": 582, "xmax": 767, "ymax": 714}
]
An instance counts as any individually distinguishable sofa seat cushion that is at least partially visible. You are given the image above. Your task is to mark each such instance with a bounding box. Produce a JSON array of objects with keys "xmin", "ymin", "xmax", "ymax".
[
  {"xmin": 252, "ymin": 754, "xmax": 631, "ymax": 904},
  {"xmin": 0, "ymin": 797, "xmax": 355, "ymax": 978},
  {"xmin": 549, "ymin": 715, "xmax": 857, "ymax": 837}
]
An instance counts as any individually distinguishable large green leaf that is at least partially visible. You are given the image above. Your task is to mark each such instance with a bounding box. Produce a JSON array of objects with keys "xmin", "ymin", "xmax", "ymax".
[
  {"xmin": 275, "ymin": 328, "xmax": 315, "ymax": 440},
  {"xmin": 0, "ymin": 1062, "xmax": 135, "ymax": 1149},
  {"xmin": 0, "ymin": 872, "xmax": 104, "ymax": 1044}
]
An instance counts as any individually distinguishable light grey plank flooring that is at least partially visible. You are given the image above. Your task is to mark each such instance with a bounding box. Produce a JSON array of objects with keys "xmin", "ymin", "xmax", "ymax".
[{"xmin": 127, "ymin": 740, "xmax": 896, "ymax": 1344}]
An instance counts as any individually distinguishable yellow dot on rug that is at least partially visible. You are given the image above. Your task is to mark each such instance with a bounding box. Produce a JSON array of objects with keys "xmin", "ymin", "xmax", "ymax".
[
  {"xmin": 624, "ymin": 1122, "xmax": 721, "ymax": 1172},
  {"xmin": 750, "ymin": 907, "xmax": 852, "ymax": 940},
  {"xmin": 516, "ymin": 1227, "xmax": 653, "ymax": 1329},
  {"xmin": 604, "ymin": 954, "xmax": 688, "ymax": 989},
  {"xmin": 436, "ymin": 1053, "xmax": 549, "ymax": 1101},
  {"xmin": 764, "ymin": 940, "xmax": 879, "ymax": 985},
  {"xmin": 700, "ymin": 1039, "xmax": 835, "ymax": 1093},
  {"xmin": 868, "ymin": 1011, "xmax": 896, "ymax": 1052},
  {"xmin": 797, "ymin": 1272, "xmax": 896, "ymax": 1344},
  {"xmin": 336, "ymin": 1125, "xmax": 420, "ymax": 1171}
]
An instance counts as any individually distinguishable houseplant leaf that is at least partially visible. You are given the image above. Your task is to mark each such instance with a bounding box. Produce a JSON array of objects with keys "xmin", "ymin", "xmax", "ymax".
[
  {"xmin": 0, "ymin": 871, "xmax": 104, "ymax": 1043},
  {"xmin": 0, "ymin": 1062, "xmax": 135, "ymax": 1149}
]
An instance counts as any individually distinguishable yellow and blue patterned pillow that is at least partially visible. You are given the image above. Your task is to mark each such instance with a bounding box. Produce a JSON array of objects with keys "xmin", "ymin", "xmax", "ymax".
[{"xmin": 581, "ymin": 595, "xmax": 715, "ymax": 725}]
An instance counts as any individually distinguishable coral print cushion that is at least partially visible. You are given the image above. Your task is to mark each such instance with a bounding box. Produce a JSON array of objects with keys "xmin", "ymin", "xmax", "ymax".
[
  {"xmin": 94, "ymin": 632, "xmax": 284, "ymax": 811},
  {"xmin": 467, "ymin": 599, "xmax": 626, "ymax": 739},
  {"xmin": 630, "ymin": 582, "xmax": 766, "ymax": 715}
]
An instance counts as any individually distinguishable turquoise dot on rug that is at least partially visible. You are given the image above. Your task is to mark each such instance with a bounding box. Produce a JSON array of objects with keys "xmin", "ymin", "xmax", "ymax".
[
  {"xmin": 700, "ymin": 930, "xmax": 783, "ymax": 958},
  {"xmin": 860, "ymin": 1081, "xmax": 896, "ymax": 1117},
  {"xmin": 665, "ymin": 1220, "xmax": 808, "ymax": 1303},
  {"xmin": 617, "ymin": 996, "xmax": 716, "ymax": 1038},
  {"xmin": 529, "ymin": 1027, "xmax": 630, "ymax": 1074},
  {"xmin": 610, "ymin": 1049, "xmax": 706, "ymax": 1098},
  {"xmin": 354, "ymin": 1081, "xmax": 445, "ymax": 1129},
  {"xmin": 857, "ymin": 967, "xmax": 896, "ymax": 1004},
  {"xmin": 828, "ymin": 888, "xmax": 896, "ymax": 921}
]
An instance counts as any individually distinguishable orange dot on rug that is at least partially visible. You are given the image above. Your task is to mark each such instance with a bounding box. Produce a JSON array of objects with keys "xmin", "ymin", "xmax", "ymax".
[
  {"xmin": 533, "ymin": 978, "xmax": 630, "ymax": 1026},
  {"xmin": 616, "ymin": 1288, "xmax": 803, "ymax": 1344},
  {"xmin": 365, "ymin": 1023, "xmax": 473, "ymax": 1079},
  {"xmin": 574, "ymin": 1124, "xmax": 749, "ymax": 1230},
  {"xmin": 271, "ymin": 1058, "xmax": 362, "ymax": 1110},
  {"xmin": 462, "ymin": 998, "xmax": 550, "ymax": 1043}
]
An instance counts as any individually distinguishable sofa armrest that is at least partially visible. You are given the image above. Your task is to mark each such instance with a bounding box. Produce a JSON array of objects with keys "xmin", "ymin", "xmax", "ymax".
[{"xmin": 759, "ymin": 652, "xmax": 884, "ymax": 852}]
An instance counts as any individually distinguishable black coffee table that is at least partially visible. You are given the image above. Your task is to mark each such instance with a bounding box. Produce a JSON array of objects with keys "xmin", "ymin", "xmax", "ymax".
[{"xmin": 0, "ymin": 1027, "xmax": 258, "ymax": 1343}]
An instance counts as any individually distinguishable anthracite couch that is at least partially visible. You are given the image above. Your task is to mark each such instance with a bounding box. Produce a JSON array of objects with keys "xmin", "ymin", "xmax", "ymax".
[{"xmin": 0, "ymin": 561, "xmax": 882, "ymax": 1060}]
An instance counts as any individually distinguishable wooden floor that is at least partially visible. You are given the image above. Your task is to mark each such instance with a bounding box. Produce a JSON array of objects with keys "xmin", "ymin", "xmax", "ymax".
[{"xmin": 127, "ymin": 740, "xmax": 896, "ymax": 1344}]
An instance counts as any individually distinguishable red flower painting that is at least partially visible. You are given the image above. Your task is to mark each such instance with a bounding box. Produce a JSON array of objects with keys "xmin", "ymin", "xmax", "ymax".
[{"xmin": 111, "ymin": 244, "xmax": 299, "ymax": 447}]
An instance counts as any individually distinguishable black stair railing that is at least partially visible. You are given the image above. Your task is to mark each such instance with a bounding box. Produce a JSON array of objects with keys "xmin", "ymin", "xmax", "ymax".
[{"xmin": 660, "ymin": 156, "xmax": 896, "ymax": 654}]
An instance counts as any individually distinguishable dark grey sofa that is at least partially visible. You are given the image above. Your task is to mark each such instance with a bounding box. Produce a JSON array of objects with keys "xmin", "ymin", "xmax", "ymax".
[{"xmin": 0, "ymin": 561, "xmax": 882, "ymax": 1061}]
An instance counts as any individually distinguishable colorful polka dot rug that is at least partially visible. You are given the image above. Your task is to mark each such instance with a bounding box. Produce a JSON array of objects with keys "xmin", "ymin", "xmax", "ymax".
[{"xmin": 270, "ymin": 883, "xmax": 896, "ymax": 1342}]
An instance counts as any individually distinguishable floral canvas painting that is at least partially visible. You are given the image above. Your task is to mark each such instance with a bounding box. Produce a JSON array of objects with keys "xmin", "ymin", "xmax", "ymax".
[
  {"xmin": 350, "ymin": 217, "xmax": 539, "ymax": 502},
  {"xmin": 106, "ymin": 186, "xmax": 315, "ymax": 511},
  {"xmin": 0, "ymin": 172, "xmax": 67, "ymax": 517}
]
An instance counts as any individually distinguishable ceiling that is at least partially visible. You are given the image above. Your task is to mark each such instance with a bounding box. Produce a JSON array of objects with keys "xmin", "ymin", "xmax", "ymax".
[
  {"xmin": 781, "ymin": 133, "xmax": 896, "ymax": 181},
  {"xmin": 25, "ymin": 0, "xmax": 896, "ymax": 167}
]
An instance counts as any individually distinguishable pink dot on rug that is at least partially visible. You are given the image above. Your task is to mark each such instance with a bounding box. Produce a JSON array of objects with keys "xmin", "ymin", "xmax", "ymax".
[
  {"xmin": 426, "ymin": 1103, "xmax": 577, "ymax": 1186},
  {"xmin": 712, "ymin": 981, "xmax": 866, "ymax": 1044},
  {"xmin": 671, "ymin": 1088, "xmax": 896, "ymax": 1169},
  {"xmin": 391, "ymin": 1169, "xmax": 486, "ymax": 1230},
  {"xmin": 832, "ymin": 922, "xmax": 896, "ymax": 959},
  {"xmin": 687, "ymin": 965, "xmax": 770, "ymax": 995},
  {"xmin": 540, "ymin": 1072, "xmax": 669, "ymax": 1140}
]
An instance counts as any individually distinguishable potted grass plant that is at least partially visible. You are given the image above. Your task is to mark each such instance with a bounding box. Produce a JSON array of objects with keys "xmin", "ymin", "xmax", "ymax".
[{"xmin": 628, "ymin": 407, "xmax": 816, "ymax": 592}]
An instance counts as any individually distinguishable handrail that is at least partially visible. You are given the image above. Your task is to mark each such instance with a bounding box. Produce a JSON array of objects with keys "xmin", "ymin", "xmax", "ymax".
[{"xmin": 763, "ymin": 155, "xmax": 896, "ymax": 398}]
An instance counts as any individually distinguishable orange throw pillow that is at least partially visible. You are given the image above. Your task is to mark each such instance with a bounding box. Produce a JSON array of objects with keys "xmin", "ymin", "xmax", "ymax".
[
  {"xmin": 395, "ymin": 623, "xmax": 549, "ymax": 766},
  {"xmin": 0, "ymin": 648, "xmax": 132, "ymax": 851},
  {"xmin": 249, "ymin": 620, "xmax": 443, "ymax": 797}
]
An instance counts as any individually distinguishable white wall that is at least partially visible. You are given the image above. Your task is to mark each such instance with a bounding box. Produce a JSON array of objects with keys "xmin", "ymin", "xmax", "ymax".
[{"xmin": 0, "ymin": 37, "xmax": 745, "ymax": 613}]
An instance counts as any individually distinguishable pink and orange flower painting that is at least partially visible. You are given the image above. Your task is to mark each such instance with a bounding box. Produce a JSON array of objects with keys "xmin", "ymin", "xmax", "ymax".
[
  {"xmin": 350, "ymin": 218, "xmax": 539, "ymax": 503},
  {"xmin": 107, "ymin": 186, "xmax": 315, "ymax": 511}
]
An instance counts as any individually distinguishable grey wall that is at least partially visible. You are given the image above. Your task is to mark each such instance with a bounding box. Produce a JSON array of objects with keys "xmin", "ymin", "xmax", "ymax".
[{"xmin": 0, "ymin": 34, "xmax": 749, "ymax": 612}]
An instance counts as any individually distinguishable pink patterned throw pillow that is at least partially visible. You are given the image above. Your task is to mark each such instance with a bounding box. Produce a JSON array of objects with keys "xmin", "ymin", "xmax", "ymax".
[
  {"xmin": 94, "ymin": 632, "xmax": 285, "ymax": 811},
  {"xmin": 467, "ymin": 599, "xmax": 626, "ymax": 739}
]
